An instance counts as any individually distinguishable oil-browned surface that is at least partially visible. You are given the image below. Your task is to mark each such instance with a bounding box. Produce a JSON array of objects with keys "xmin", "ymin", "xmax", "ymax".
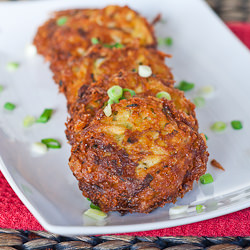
[
  {"xmin": 33, "ymin": 5, "xmax": 156, "ymax": 62},
  {"xmin": 68, "ymin": 97, "xmax": 208, "ymax": 213},
  {"xmin": 51, "ymin": 47, "xmax": 173, "ymax": 110},
  {"xmin": 34, "ymin": 4, "xmax": 209, "ymax": 214},
  {"xmin": 66, "ymin": 71, "xmax": 197, "ymax": 145}
]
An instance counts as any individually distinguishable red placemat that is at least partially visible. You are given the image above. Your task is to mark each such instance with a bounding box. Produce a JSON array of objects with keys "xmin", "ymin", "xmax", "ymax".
[{"xmin": 1, "ymin": 23, "xmax": 250, "ymax": 236}]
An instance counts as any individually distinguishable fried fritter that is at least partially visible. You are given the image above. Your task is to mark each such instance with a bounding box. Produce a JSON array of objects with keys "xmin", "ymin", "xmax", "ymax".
[
  {"xmin": 51, "ymin": 46, "xmax": 173, "ymax": 111},
  {"xmin": 34, "ymin": 4, "xmax": 209, "ymax": 214},
  {"xmin": 68, "ymin": 97, "xmax": 208, "ymax": 213},
  {"xmin": 33, "ymin": 5, "xmax": 156, "ymax": 62},
  {"xmin": 66, "ymin": 71, "xmax": 197, "ymax": 145}
]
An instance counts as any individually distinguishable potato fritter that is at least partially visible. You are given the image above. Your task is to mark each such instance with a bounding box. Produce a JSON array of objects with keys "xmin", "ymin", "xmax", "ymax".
[
  {"xmin": 33, "ymin": 5, "xmax": 156, "ymax": 62},
  {"xmin": 66, "ymin": 71, "xmax": 197, "ymax": 145},
  {"xmin": 51, "ymin": 46, "xmax": 173, "ymax": 111},
  {"xmin": 34, "ymin": 4, "xmax": 209, "ymax": 215},
  {"xmin": 68, "ymin": 97, "xmax": 208, "ymax": 213}
]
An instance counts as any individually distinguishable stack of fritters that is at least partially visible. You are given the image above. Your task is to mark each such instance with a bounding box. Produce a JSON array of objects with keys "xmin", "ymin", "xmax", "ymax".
[{"xmin": 34, "ymin": 5, "xmax": 208, "ymax": 214}]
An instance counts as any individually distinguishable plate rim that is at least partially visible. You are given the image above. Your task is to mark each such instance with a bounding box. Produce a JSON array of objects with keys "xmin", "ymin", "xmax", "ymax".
[{"xmin": 2, "ymin": 160, "xmax": 250, "ymax": 235}]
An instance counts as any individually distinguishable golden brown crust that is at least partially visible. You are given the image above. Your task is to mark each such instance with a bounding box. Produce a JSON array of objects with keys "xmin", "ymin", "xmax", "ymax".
[
  {"xmin": 34, "ymin": 4, "xmax": 209, "ymax": 214},
  {"xmin": 65, "ymin": 71, "xmax": 197, "ymax": 145},
  {"xmin": 51, "ymin": 46, "xmax": 173, "ymax": 111},
  {"xmin": 33, "ymin": 5, "xmax": 157, "ymax": 62},
  {"xmin": 68, "ymin": 97, "xmax": 208, "ymax": 213}
]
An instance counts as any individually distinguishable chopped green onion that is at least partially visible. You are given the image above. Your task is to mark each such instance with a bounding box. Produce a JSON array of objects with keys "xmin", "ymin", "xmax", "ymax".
[
  {"xmin": 211, "ymin": 121, "xmax": 227, "ymax": 132},
  {"xmin": 107, "ymin": 99, "xmax": 115, "ymax": 105},
  {"xmin": 138, "ymin": 65, "xmax": 152, "ymax": 78},
  {"xmin": 169, "ymin": 205, "xmax": 189, "ymax": 216},
  {"xmin": 41, "ymin": 138, "xmax": 61, "ymax": 149},
  {"xmin": 104, "ymin": 103, "xmax": 112, "ymax": 117},
  {"xmin": 25, "ymin": 44, "xmax": 37, "ymax": 57},
  {"xmin": 31, "ymin": 142, "xmax": 48, "ymax": 154},
  {"xmin": 205, "ymin": 134, "xmax": 208, "ymax": 140},
  {"xmin": 158, "ymin": 37, "xmax": 173, "ymax": 46},
  {"xmin": 198, "ymin": 85, "xmax": 215, "ymax": 98},
  {"xmin": 123, "ymin": 88, "xmax": 136, "ymax": 97},
  {"xmin": 231, "ymin": 120, "xmax": 243, "ymax": 130},
  {"xmin": 91, "ymin": 37, "xmax": 99, "ymax": 45},
  {"xmin": 95, "ymin": 58, "xmax": 105, "ymax": 68},
  {"xmin": 0, "ymin": 85, "xmax": 4, "ymax": 92},
  {"xmin": 23, "ymin": 115, "xmax": 36, "ymax": 128},
  {"xmin": 193, "ymin": 96, "xmax": 205, "ymax": 108},
  {"xmin": 36, "ymin": 109, "xmax": 53, "ymax": 123},
  {"xmin": 165, "ymin": 37, "xmax": 173, "ymax": 46},
  {"xmin": 84, "ymin": 208, "xmax": 107, "ymax": 221},
  {"xmin": 107, "ymin": 86, "xmax": 123, "ymax": 101},
  {"xmin": 87, "ymin": 198, "xmax": 91, "ymax": 201},
  {"xmin": 196, "ymin": 205, "xmax": 204, "ymax": 213},
  {"xmin": 6, "ymin": 62, "xmax": 19, "ymax": 72},
  {"xmin": 90, "ymin": 203, "xmax": 101, "ymax": 211},
  {"xmin": 156, "ymin": 91, "xmax": 171, "ymax": 100},
  {"xmin": 56, "ymin": 16, "xmax": 68, "ymax": 26},
  {"xmin": 200, "ymin": 173, "xmax": 214, "ymax": 184},
  {"xmin": 103, "ymin": 43, "xmax": 124, "ymax": 48},
  {"xmin": 176, "ymin": 81, "xmax": 195, "ymax": 91},
  {"xmin": 4, "ymin": 102, "xmax": 16, "ymax": 111}
]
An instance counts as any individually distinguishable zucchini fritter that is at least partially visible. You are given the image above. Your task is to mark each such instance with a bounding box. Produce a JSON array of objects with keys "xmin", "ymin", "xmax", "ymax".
[
  {"xmin": 51, "ymin": 46, "xmax": 173, "ymax": 111},
  {"xmin": 68, "ymin": 97, "xmax": 208, "ymax": 214},
  {"xmin": 34, "ymin": 5, "xmax": 156, "ymax": 62}
]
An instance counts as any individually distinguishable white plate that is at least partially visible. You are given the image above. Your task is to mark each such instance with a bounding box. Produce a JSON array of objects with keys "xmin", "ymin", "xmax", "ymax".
[{"xmin": 1, "ymin": 0, "xmax": 250, "ymax": 235}]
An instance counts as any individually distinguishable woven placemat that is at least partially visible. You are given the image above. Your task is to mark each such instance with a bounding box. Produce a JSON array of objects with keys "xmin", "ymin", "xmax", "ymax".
[
  {"xmin": 1, "ymin": 228, "xmax": 250, "ymax": 249},
  {"xmin": 206, "ymin": 0, "xmax": 250, "ymax": 22}
]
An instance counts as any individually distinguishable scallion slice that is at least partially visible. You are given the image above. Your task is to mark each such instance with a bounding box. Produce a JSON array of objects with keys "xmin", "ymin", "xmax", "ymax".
[
  {"xmin": 138, "ymin": 65, "xmax": 152, "ymax": 78},
  {"xmin": 107, "ymin": 86, "xmax": 123, "ymax": 101},
  {"xmin": 165, "ymin": 37, "xmax": 173, "ymax": 46},
  {"xmin": 90, "ymin": 203, "xmax": 101, "ymax": 211},
  {"xmin": 104, "ymin": 103, "xmax": 112, "ymax": 117},
  {"xmin": 169, "ymin": 205, "xmax": 189, "ymax": 215},
  {"xmin": 6, "ymin": 62, "xmax": 19, "ymax": 72},
  {"xmin": 84, "ymin": 208, "xmax": 107, "ymax": 221},
  {"xmin": 25, "ymin": 44, "xmax": 37, "ymax": 57},
  {"xmin": 123, "ymin": 88, "xmax": 136, "ymax": 97},
  {"xmin": 196, "ymin": 205, "xmax": 204, "ymax": 213},
  {"xmin": 193, "ymin": 96, "xmax": 205, "ymax": 108},
  {"xmin": 56, "ymin": 16, "xmax": 68, "ymax": 26},
  {"xmin": 23, "ymin": 115, "xmax": 36, "ymax": 128},
  {"xmin": 211, "ymin": 121, "xmax": 227, "ymax": 132},
  {"xmin": 91, "ymin": 37, "xmax": 99, "ymax": 45},
  {"xmin": 200, "ymin": 173, "xmax": 214, "ymax": 184},
  {"xmin": 0, "ymin": 85, "xmax": 4, "ymax": 93},
  {"xmin": 36, "ymin": 109, "xmax": 53, "ymax": 123},
  {"xmin": 156, "ymin": 91, "xmax": 171, "ymax": 100},
  {"xmin": 31, "ymin": 142, "xmax": 48, "ymax": 154},
  {"xmin": 4, "ymin": 102, "xmax": 16, "ymax": 111},
  {"xmin": 198, "ymin": 85, "xmax": 215, "ymax": 98},
  {"xmin": 41, "ymin": 138, "xmax": 61, "ymax": 149},
  {"xmin": 176, "ymin": 81, "xmax": 195, "ymax": 91},
  {"xmin": 103, "ymin": 43, "xmax": 124, "ymax": 48},
  {"xmin": 158, "ymin": 37, "xmax": 173, "ymax": 46},
  {"xmin": 231, "ymin": 120, "xmax": 243, "ymax": 130}
]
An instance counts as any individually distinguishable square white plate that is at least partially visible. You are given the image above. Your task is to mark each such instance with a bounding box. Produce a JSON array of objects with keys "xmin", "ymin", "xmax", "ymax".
[{"xmin": 0, "ymin": 0, "xmax": 250, "ymax": 235}]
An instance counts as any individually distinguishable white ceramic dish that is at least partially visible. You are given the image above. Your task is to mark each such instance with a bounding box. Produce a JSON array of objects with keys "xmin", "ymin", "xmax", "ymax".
[{"xmin": 0, "ymin": 0, "xmax": 250, "ymax": 235}]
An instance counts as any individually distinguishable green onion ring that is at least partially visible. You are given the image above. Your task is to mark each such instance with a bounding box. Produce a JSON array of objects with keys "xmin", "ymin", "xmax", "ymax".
[{"xmin": 41, "ymin": 138, "xmax": 61, "ymax": 149}]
